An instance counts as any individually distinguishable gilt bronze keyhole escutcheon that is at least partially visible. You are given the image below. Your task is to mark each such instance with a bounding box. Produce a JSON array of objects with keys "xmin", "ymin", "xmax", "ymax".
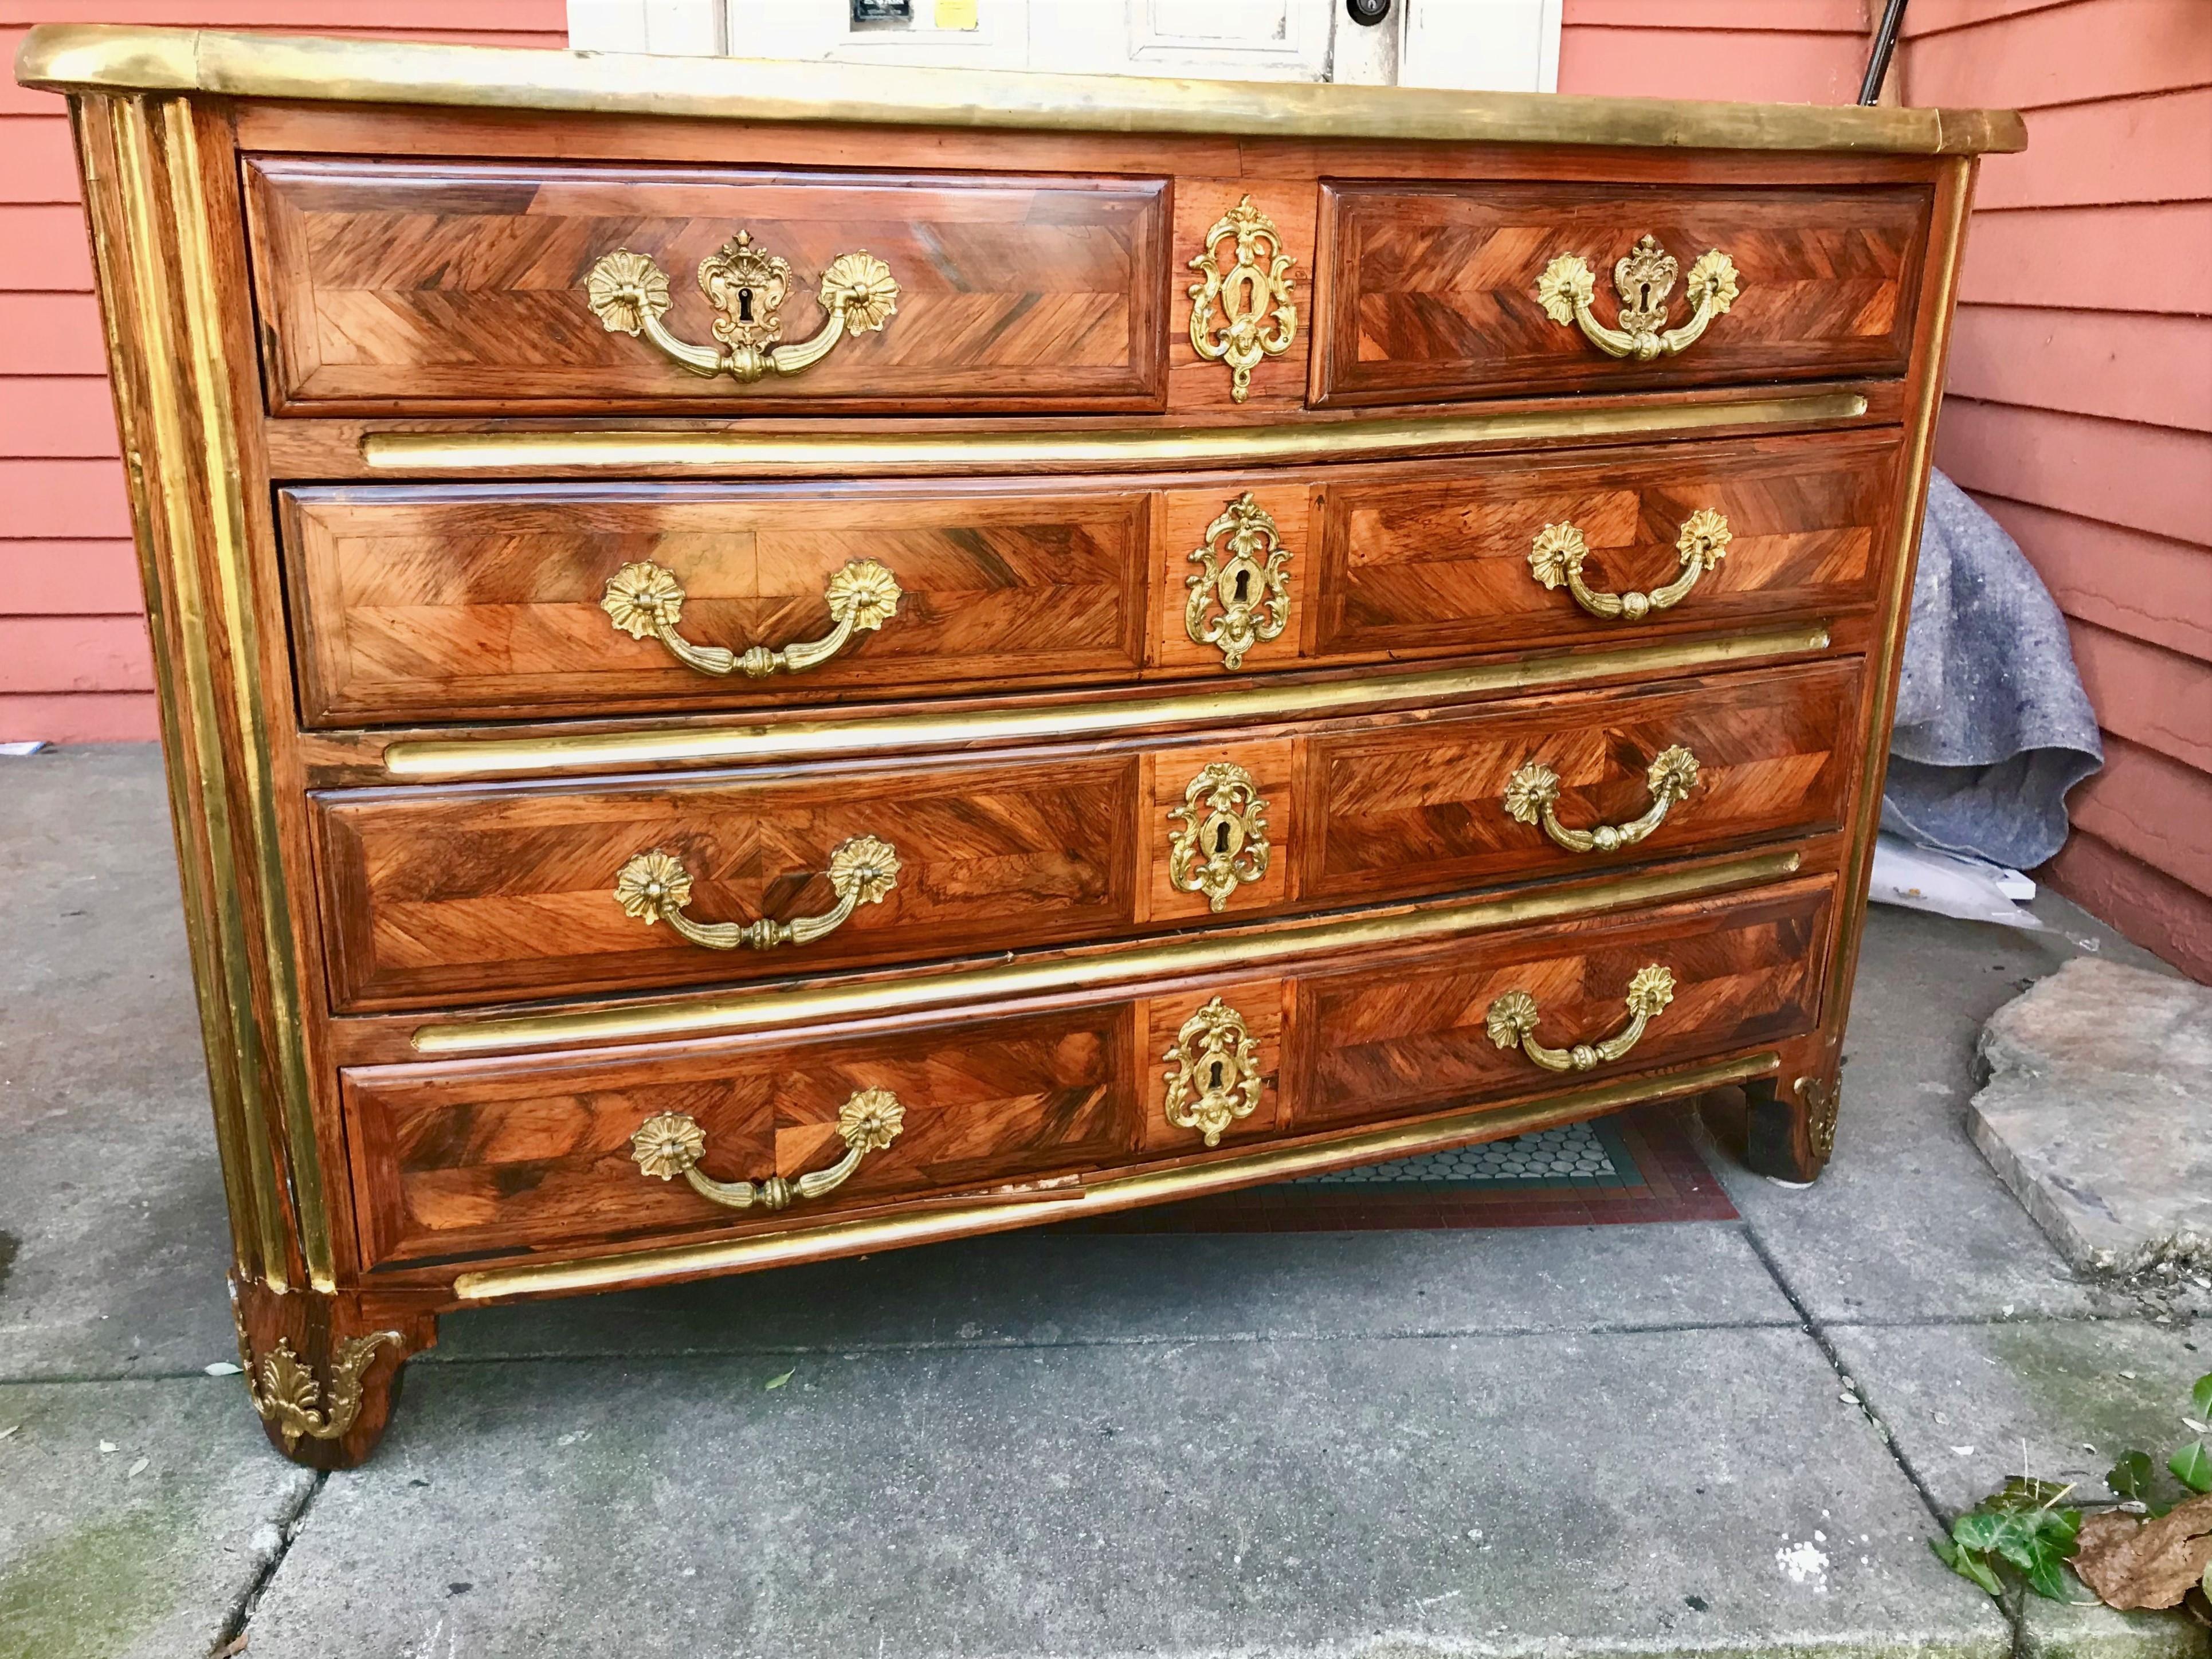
[
  {"xmin": 1167, "ymin": 761, "xmax": 1271, "ymax": 913},
  {"xmin": 1185, "ymin": 492, "xmax": 1292, "ymax": 670},
  {"xmin": 1186, "ymin": 194, "xmax": 1298, "ymax": 403},
  {"xmin": 1162, "ymin": 996, "xmax": 1265, "ymax": 1147}
]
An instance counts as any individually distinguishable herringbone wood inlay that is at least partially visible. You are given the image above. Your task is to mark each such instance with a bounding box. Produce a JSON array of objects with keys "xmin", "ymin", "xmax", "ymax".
[
  {"xmin": 1312, "ymin": 430, "xmax": 1900, "ymax": 658},
  {"xmin": 284, "ymin": 483, "xmax": 1153, "ymax": 724},
  {"xmin": 245, "ymin": 159, "xmax": 1172, "ymax": 413},
  {"xmin": 1313, "ymin": 181, "xmax": 1929, "ymax": 405}
]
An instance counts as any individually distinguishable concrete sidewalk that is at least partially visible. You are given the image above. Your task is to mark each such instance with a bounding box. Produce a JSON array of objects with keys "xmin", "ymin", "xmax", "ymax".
[{"xmin": 2, "ymin": 747, "xmax": 2204, "ymax": 1659}]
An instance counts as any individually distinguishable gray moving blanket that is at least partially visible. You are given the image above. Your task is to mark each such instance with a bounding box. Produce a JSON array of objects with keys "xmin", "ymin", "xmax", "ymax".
[{"xmin": 1881, "ymin": 470, "xmax": 2103, "ymax": 869}]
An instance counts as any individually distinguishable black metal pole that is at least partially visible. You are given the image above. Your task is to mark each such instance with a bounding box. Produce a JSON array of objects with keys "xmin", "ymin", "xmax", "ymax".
[{"xmin": 1859, "ymin": 0, "xmax": 1910, "ymax": 105}]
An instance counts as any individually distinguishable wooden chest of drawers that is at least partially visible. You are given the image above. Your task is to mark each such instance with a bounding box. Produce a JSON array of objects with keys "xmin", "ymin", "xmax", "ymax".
[{"xmin": 19, "ymin": 23, "xmax": 2021, "ymax": 1466}]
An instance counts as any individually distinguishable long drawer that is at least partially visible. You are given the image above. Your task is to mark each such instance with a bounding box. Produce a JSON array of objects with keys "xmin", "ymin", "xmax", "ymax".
[
  {"xmin": 1313, "ymin": 179, "xmax": 1932, "ymax": 406},
  {"xmin": 283, "ymin": 430, "xmax": 1899, "ymax": 725},
  {"xmin": 342, "ymin": 876, "xmax": 1834, "ymax": 1269},
  {"xmin": 311, "ymin": 658, "xmax": 1860, "ymax": 1011},
  {"xmin": 243, "ymin": 158, "xmax": 1172, "ymax": 415}
]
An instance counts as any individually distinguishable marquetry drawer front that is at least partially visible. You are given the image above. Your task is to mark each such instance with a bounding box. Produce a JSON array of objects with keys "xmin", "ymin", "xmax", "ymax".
[
  {"xmin": 242, "ymin": 158, "xmax": 1171, "ymax": 414},
  {"xmin": 281, "ymin": 483, "xmax": 1154, "ymax": 725},
  {"xmin": 313, "ymin": 658, "xmax": 1854, "ymax": 1012},
  {"xmin": 284, "ymin": 432, "xmax": 1889, "ymax": 725},
  {"xmin": 1313, "ymin": 180, "xmax": 1931, "ymax": 406},
  {"xmin": 341, "ymin": 877, "xmax": 1830, "ymax": 1269},
  {"xmin": 1307, "ymin": 429, "xmax": 1902, "ymax": 662}
]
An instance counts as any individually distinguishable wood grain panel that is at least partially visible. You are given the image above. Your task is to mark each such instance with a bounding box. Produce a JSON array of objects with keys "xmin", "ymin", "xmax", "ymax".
[
  {"xmin": 1297, "ymin": 881, "xmax": 1830, "ymax": 1127},
  {"xmin": 243, "ymin": 158, "xmax": 1171, "ymax": 414},
  {"xmin": 1310, "ymin": 430, "xmax": 1900, "ymax": 659},
  {"xmin": 1313, "ymin": 181, "xmax": 1931, "ymax": 406},
  {"xmin": 315, "ymin": 751, "xmax": 1142, "ymax": 1011},
  {"xmin": 313, "ymin": 660, "xmax": 1849, "ymax": 1012},
  {"xmin": 341, "ymin": 874, "xmax": 1833, "ymax": 1269},
  {"xmin": 1306, "ymin": 661, "xmax": 1860, "ymax": 904},
  {"xmin": 345, "ymin": 1005, "xmax": 1137, "ymax": 1266},
  {"xmin": 284, "ymin": 482, "xmax": 1153, "ymax": 725}
]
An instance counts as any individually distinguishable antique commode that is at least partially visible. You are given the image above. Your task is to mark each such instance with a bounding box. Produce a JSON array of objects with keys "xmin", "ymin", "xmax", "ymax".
[{"xmin": 19, "ymin": 24, "xmax": 2021, "ymax": 1465}]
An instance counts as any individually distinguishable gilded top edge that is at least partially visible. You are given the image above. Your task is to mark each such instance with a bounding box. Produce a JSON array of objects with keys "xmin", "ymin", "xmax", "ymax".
[{"xmin": 16, "ymin": 25, "xmax": 2026, "ymax": 156}]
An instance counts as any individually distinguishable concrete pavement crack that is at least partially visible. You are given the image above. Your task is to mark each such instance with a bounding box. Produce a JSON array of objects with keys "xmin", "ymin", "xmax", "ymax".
[{"xmin": 210, "ymin": 1466, "xmax": 323, "ymax": 1657}]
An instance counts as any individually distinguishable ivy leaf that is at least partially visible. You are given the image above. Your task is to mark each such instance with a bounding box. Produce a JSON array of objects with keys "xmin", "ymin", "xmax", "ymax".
[
  {"xmin": 2193, "ymin": 1374, "xmax": 2212, "ymax": 1423},
  {"xmin": 1933, "ymin": 1535, "xmax": 2003, "ymax": 1597},
  {"xmin": 2109, "ymin": 1451, "xmax": 2158, "ymax": 1503},
  {"xmin": 1954, "ymin": 1512, "xmax": 2008, "ymax": 1553},
  {"xmin": 2171, "ymin": 1441, "xmax": 2212, "ymax": 1495},
  {"xmin": 2022, "ymin": 1546, "xmax": 2076, "ymax": 1604}
]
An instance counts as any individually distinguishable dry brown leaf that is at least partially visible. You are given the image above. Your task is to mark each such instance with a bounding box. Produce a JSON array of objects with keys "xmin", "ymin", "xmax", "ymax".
[
  {"xmin": 2070, "ymin": 1493, "xmax": 2212, "ymax": 1610},
  {"xmin": 210, "ymin": 1634, "xmax": 249, "ymax": 1657}
]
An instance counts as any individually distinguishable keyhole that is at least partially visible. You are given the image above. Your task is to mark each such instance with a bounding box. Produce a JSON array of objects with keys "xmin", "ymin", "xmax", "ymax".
[
  {"xmin": 736, "ymin": 287, "xmax": 755, "ymax": 322},
  {"xmin": 1208, "ymin": 1060, "xmax": 1225, "ymax": 1089},
  {"xmin": 1232, "ymin": 568, "xmax": 1251, "ymax": 604},
  {"xmin": 1636, "ymin": 282, "xmax": 1653, "ymax": 312},
  {"xmin": 1214, "ymin": 820, "xmax": 1233, "ymax": 855}
]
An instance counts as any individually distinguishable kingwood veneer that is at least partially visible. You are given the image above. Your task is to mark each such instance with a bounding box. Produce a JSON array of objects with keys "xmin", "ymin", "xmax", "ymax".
[{"xmin": 17, "ymin": 22, "xmax": 2021, "ymax": 1466}]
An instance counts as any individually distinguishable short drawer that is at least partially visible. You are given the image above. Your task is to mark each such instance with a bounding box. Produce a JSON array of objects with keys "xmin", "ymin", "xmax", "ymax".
[
  {"xmin": 243, "ymin": 158, "xmax": 1171, "ymax": 414},
  {"xmin": 1313, "ymin": 180, "xmax": 1931, "ymax": 407},
  {"xmin": 283, "ymin": 430, "xmax": 1895, "ymax": 726},
  {"xmin": 312, "ymin": 658, "xmax": 1858, "ymax": 1011},
  {"xmin": 342, "ymin": 877, "xmax": 1832, "ymax": 1269}
]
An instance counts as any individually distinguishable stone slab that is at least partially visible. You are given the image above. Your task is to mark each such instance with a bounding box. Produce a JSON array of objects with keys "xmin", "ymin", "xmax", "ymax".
[
  {"xmin": 0, "ymin": 748, "xmax": 240, "ymax": 1379},
  {"xmin": 1703, "ymin": 897, "xmax": 2190, "ymax": 1326},
  {"xmin": 0, "ymin": 1376, "xmax": 314, "ymax": 1659},
  {"xmin": 1971, "ymin": 958, "xmax": 2212, "ymax": 1276},
  {"xmin": 436, "ymin": 1217, "xmax": 1799, "ymax": 1362},
  {"xmin": 1829, "ymin": 1319, "xmax": 2209, "ymax": 1658},
  {"xmin": 246, "ymin": 1325, "xmax": 2010, "ymax": 1659}
]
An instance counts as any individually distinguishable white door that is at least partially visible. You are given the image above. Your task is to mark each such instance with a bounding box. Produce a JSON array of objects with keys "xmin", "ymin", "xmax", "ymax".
[{"xmin": 570, "ymin": 0, "xmax": 1562, "ymax": 92}]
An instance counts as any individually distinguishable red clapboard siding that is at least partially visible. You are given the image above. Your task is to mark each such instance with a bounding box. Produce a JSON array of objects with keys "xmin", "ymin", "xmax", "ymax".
[
  {"xmin": 1911, "ymin": 0, "xmax": 2211, "ymax": 976},
  {"xmin": 1976, "ymin": 497, "xmax": 2212, "ymax": 665},
  {"xmin": 1906, "ymin": 0, "xmax": 2212, "ymax": 110},
  {"xmin": 2041, "ymin": 830, "xmax": 2212, "ymax": 981},
  {"xmin": 1958, "ymin": 203, "xmax": 2212, "ymax": 316},
  {"xmin": 0, "ymin": 693, "xmax": 159, "ymax": 740},
  {"xmin": 0, "ymin": 1, "xmax": 568, "ymax": 745},
  {"xmin": 1, "ymin": 541, "xmax": 147, "ymax": 616},
  {"xmin": 1937, "ymin": 402, "xmax": 2212, "ymax": 547},
  {"xmin": 2066, "ymin": 621, "xmax": 2212, "ymax": 776},
  {"xmin": 1947, "ymin": 308, "xmax": 2212, "ymax": 432},
  {"xmin": 2069, "ymin": 733, "xmax": 2212, "ymax": 900},
  {"xmin": 1559, "ymin": 17, "xmax": 1868, "ymax": 104},
  {"xmin": 0, "ymin": 379, "xmax": 121, "ymax": 457}
]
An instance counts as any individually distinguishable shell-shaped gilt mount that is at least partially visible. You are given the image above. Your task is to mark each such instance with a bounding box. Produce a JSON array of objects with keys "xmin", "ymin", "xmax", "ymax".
[
  {"xmin": 232, "ymin": 1304, "xmax": 401, "ymax": 1455},
  {"xmin": 1185, "ymin": 492, "xmax": 1293, "ymax": 670},
  {"xmin": 1162, "ymin": 995, "xmax": 1265, "ymax": 1147},
  {"xmin": 1167, "ymin": 761, "xmax": 1272, "ymax": 913},
  {"xmin": 1187, "ymin": 194, "xmax": 1297, "ymax": 403},
  {"xmin": 1536, "ymin": 234, "xmax": 1739, "ymax": 362}
]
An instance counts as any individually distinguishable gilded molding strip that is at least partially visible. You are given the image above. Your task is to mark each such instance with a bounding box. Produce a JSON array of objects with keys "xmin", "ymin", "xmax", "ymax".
[
  {"xmin": 360, "ymin": 393, "xmax": 1872, "ymax": 476},
  {"xmin": 96, "ymin": 99, "xmax": 288, "ymax": 1289},
  {"xmin": 385, "ymin": 623, "xmax": 1830, "ymax": 781},
  {"xmin": 412, "ymin": 848, "xmax": 1805, "ymax": 1056},
  {"xmin": 454, "ymin": 1050, "xmax": 1780, "ymax": 1300},
  {"xmin": 162, "ymin": 99, "xmax": 335, "ymax": 1289},
  {"xmin": 17, "ymin": 26, "xmax": 2026, "ymax": 155}
]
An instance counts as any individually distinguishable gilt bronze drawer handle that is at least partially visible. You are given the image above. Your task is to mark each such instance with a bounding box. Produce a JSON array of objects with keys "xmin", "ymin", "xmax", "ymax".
[
  {"xmin": 1504, "ymin": 744, "xmax": 1700, "ymax": 854},
  {"xmin": 1486, "ymin": 966, "xmax": 1677, "ymax": 1074},
  {"xmin": 630, "ymin": 1089, "xmax": 905, "ymax": 1213},
  {"xmin": 1535, "ymin": 234, "xmax": 1739, "ymax": 361},
  {"xmin": 601, "ymin": 558, "xmax": 902, "ymax": 678},
  {"xmin": 614, "ymin": 837, "xmax": 900, "ymax": 952},
  {"xmin": 1187, "ymin": 195, "xmax": 1297, "ymax": 404},
  {"xmin": 1167, "ymin": 761, "xmax": 1271, "ymax": 912},
  {"xmin": 585, "ymin": 230, "xmax": 899, "ymax": 383},
  {"xmin": 1162, "ymin": 995, "xmax": 1264, "ymax": 1147},
  {"xmin": 1528, "ymin": 509, "xmax": 1731, "ymax": 622}
]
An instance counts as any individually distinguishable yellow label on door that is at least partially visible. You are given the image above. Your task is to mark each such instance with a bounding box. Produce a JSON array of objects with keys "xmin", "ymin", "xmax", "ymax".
[{"xmin": 935, "ymin": 0, "xmax": 979, "ymax": 29}]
